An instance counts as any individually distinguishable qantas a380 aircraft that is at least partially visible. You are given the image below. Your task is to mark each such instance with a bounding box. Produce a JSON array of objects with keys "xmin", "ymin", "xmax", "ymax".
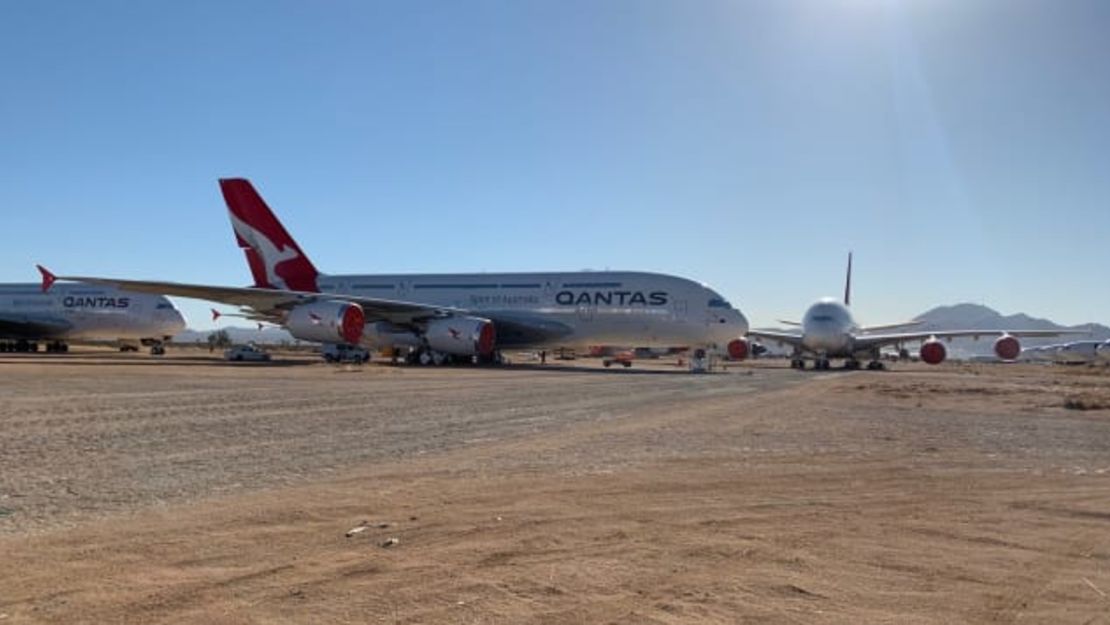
[
  {"xmin": 747, "ymin": 254, "xmax": 1080, "ymax": 370},
  {"xmin": 1, "ymin": 280, "xmax": 185, "ymax": 354},
  {"xmin": 40, "ymin": 179, "xmax": 749, "ymax": 368}
]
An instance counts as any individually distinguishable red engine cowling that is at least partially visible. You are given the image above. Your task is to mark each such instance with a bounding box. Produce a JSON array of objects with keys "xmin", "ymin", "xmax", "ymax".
[
  {"xmin": 993, "ymin": 335, "xmax": 1021, "ymax": 361},
  {"xmin": 425, "ymin": 316, "xmax": 496, "ymax": 357},
  {"xmin": 919, "ymin": 339, "xmax": 947, "ymax": 365},
  {"xmin": 727, "ymin": 338, "xmax": 750, "ymax": 360},
  {"xmin": 286, "ymin": 300, "xmax": 365, "ymax": 344}
]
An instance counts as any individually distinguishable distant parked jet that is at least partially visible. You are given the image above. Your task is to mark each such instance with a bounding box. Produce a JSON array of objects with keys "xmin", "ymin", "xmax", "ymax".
[
  {"xmin": 1, "ymin": 279, "xmax": 184, "ymax": 354},
  {"xmin": 746, "ymin": 253, "xmax": 1082, "ymax": 370}
]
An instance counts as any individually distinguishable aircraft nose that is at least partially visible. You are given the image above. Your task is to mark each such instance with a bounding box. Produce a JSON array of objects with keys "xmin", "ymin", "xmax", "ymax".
[
  {"xmin": 165, "ymin": 308, "xmax": 187, "ymax": 333},
  {"xmin": 714, "ymin": 308, "xmax": 749, "ymax": 343},
  {"xmin": 733, "ymin": 308, "xmax": 749, "ymax": 335}
]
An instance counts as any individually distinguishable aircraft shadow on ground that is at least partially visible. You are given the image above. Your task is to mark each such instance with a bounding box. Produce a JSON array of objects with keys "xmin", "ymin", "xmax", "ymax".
[
  {"xmin": 0, "ymin": 355, "xmax": 319, "ymax": 368},
  {"xmin": 493, "ymin": 362, "xmax": 702, "ymax": 376}
]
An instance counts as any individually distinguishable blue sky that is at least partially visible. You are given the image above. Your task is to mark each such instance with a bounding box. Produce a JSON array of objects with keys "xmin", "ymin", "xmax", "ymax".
[{"xmin": 2, "ymin": 0, "xmax": 1107, "ymax": 330}]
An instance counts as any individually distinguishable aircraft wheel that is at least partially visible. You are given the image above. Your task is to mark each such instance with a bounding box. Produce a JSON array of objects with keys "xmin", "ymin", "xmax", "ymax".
[{"xmin": 623, "ymin": 361, "xmax": 632, "ymax": 368}]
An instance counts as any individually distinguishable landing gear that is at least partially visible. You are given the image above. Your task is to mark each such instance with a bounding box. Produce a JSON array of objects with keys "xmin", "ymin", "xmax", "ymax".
[
  {"xmin": 790, "ymin": 358, "xmax": 806, "ymax": 369},
  {"xmin": 843, "ymin": 359, "xmax": 861, "ymax": 370},
  {"xmin": 1, "ymin": 340, "xmax": 40, "ymax": 353},
  {"xmin": 688, "ymin": 348, "xmax": 712, "ymax": 373},
  {"xmin": 45, "ymin": 341, "xmax": 69, "ymax": 353},
  {"xmin": 812, "ymin": 358, "xmax": 831, "ymax": 370},
  {"xmin": 866, "ymin": 361, "xmax": 885, "ymax": 371},
  {"xmin": 150, "ymin": 341, "xmax": 166, "ymax": 356}
]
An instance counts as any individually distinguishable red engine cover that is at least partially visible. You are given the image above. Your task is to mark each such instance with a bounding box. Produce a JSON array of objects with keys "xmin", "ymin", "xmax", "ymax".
[
  {"xmin": 920, "ymin": 340, "xmax": 947, "ymax": 365},
  {"xmin": 340, "ymin": 304, "xmax": 366, "ymax": 344},
  {"xmin": 727, "ymin": 338, "xmax": 749, "ymax": 360},
  {"xmin": 477, "ymin": 321, "xmax": 496, "ymax": 357},
  {"xmin": 993, "ymin": 335, "xmax": 1021, "ymax": 361}
]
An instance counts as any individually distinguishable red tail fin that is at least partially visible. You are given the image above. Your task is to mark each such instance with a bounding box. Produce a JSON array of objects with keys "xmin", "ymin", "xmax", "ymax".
[{"xmin": 220, "ymin": 178, "xmax": 320, "ymax": 292}]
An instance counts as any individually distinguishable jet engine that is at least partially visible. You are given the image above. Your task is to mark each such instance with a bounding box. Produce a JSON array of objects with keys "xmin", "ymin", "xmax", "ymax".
[
  {"xmin": 727, "ymin": 338, "xmax": 750, "ymax": 360},
  {"xmin": 993, "ymin": 335, "xmax": 1021, "ymax": 361},
  {"xmin": 286, "ymin": 301, "xmax": 365, "ymax": 344},
  {"xmin": 424, "ymin": 316, "xmax": 496, "ymax": 357},
  {"xmin": 919, "ymin": 338, "xmax": 947, "ymax": 365}
]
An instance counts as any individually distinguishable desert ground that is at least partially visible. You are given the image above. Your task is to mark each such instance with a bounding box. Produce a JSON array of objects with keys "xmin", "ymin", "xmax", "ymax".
[{"xmin": 1, "ymin": 352, "xmax": 1109, "ymax": 624}]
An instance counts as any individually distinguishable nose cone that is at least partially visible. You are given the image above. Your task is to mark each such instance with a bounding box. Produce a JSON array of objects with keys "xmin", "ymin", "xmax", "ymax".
[
  {"xmin": 158, "ymin": 304, "xmax": 187, "ymax": 336},
  {"xmin": 169, "ymin": 309, "xmax": 187, "ymax": 334},
  {"xmin": 712, "ymin": 307, "xmax": 749, "ymax": 344}
]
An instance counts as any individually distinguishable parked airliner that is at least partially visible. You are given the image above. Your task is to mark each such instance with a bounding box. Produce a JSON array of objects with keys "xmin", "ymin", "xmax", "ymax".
[
  {"xmin": 1053, "ymin": 341, "xmax": 1105, "ymax": 364},
  {"xmin": 40, "ymin": 179, "xmax": 749, "ymax": 368},
  {"xmin": 747, "ymin": 254, "xmax": 1079, "ymax": 370},
  {"xmin": 1, "ymin": 280, "xmax": 185, "ymax": 354}
]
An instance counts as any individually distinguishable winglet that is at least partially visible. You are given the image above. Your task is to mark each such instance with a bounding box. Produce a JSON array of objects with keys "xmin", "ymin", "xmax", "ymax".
[
  {"xmin": 37, "ymin": 265, "xmax": 57, "ymax": 293},
  {"xmin": 211, "ymin": 308, "xmax": 222, "ymax": 322},
  {"xmin": 843, "ymin": 251, "xmax": 853, "ymax": 307}
]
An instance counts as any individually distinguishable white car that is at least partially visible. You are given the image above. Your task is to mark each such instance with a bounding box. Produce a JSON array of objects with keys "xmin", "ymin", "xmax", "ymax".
[
  {"xmin": 322, "ymin": 343, "xmax": 370, "ymax": 363},
  {"xmin": 224, "ymin": 344, "xmax": 272, "ymax": 362}
]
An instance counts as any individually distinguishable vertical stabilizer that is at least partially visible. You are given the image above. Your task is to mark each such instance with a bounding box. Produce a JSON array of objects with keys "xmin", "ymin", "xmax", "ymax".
[
  {"xmin": 220, "ymin": 178, "xmax": 320, "ymax": 293},
  {"xmin": 843, "ymin": 251, "xmax": 853, "ymax": 307}
]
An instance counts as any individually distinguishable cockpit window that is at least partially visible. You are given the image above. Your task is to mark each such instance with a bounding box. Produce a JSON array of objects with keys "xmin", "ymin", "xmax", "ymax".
[
  {"xmin": 708, "ymin": 298, "xmax": 730, "ymax": 308},
  {"xmin": 156, "ymin": 303, "xmax": 174, "ymax": 310},
  {"xmin": 811, "ymin": 314, "xmax": 835, "ymax": 322}
]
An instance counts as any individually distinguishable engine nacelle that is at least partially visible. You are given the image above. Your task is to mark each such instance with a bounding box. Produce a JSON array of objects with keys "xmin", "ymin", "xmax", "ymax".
[
  {"xmin": 993, "ymin": 335, "xmax": 1021, "ymax": 361},
  {"xmin": 286, "ymin": 300, "xmax": 365, "ymax": 344},
  {"xmin": 727, "ymin": 338, "xmax": 750, "ymax": 360},
  {"xmin": 919, "ymin": 339, "xmax": 947, "ymax": 365},
  {"xmin": 424, "ymin": 316, "xmax": 496, "ymax": 357}
]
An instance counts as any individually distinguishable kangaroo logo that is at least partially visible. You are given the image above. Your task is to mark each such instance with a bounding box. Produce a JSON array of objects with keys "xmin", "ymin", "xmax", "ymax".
[{"xmin": 229, "ymin": 212, "xmax": 301, "ymax": 290}]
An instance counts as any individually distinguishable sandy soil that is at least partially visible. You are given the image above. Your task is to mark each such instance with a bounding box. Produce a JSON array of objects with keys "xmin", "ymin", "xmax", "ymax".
[{"xmin": 0, "ymin": 353, "xmax": 1108, "ymax": 623}]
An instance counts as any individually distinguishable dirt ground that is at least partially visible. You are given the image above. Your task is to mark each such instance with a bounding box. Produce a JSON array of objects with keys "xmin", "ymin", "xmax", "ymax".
[{"xmin": 1, "ymin": 353, "xmax": 1109, "ymax": 624}]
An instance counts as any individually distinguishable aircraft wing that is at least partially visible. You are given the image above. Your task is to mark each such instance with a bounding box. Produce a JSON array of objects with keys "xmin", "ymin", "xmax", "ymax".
[
  {"xmin": 852, "ymin": 329, "xmax": 1088, "ymax": 351},
  {"xmin": 857, "ymin": 320, "xmax": 924, "ymax": 333},
  {"xmin": 746, "ymin": 329, "xmax": 806, "ymax": 349},
  {"xmin": 40, "ymin": 268, "xmax": 461, "ymax": 325},
  {"xmin": 475, "ymin": 310, "xmax": 575, "ymax": 346},
  {"xmin": 0, "ymin": 312, "xmax": 72, "ymax": 339},
  {"xmin": 39, "ymin": 267, "xmax": 576, "ymax": 343}
]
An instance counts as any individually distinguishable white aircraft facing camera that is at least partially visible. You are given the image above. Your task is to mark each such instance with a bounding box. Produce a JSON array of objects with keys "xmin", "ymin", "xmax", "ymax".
[
  {"xmin": 747, "ymin": 253, "xmax": 1082, "ymax": 370},
  {"xmin": 40, "ymin": 178, "xmax": 749, "ymax": 370}
]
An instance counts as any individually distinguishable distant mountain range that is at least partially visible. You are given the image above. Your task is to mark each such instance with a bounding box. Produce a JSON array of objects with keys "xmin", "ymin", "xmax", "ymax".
[{"xmin": 175, "ymin": 303, "xmax": 1108, "ymax": 358}]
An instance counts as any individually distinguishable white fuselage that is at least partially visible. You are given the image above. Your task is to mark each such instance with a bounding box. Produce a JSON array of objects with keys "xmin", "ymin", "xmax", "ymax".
[
  {"xmin": 0, "ymin": 283, "xmax": 185, "ymax": 341},
  {"xmin": 799, "ymin": 298, "xmax": 860, "ymax": 357},
  {"xmin": 1054, "ymin": 341, "xmax": 1102, "ymax": 364},
  {"xmin": 315, "ymin": 271, "xmax": 748, "ymax": 351}
]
